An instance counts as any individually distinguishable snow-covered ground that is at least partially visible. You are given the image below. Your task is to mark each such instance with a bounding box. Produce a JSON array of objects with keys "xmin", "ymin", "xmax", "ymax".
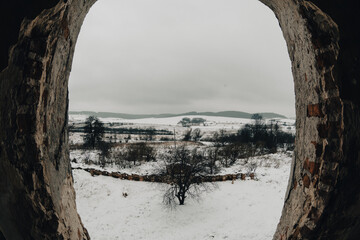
[
  {"xmin": 71, "ymin": 114, "xmax": 294, "ymax": 239},
  {"xmin": 71, "ymin": 148, "xmax": 167, "ymax": 175},
  {"xmin": 73, "ymin": 152, "xmax": 292, "ymax": 240},
  {"xmin": 69, "ymin": 114, "xmax": 296, "ymax": 145},
  {"xmin": 69, "ymin": 114, "xmax": 255, "ymax": 126}
]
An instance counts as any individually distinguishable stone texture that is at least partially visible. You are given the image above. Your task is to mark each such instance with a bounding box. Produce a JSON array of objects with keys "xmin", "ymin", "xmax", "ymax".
[
  {"xmin": 307, "ymin": 104, "xmax": 324, "ymax": 117},
  {"xmin": 75, "ymin": 167, "xmax": 245, "ymax": 183},
  {"xmin": 0, "ymin": 0, "xmax": 359, "ymax": 239},
  {"xmin": 0, "ymin": 0, "xmax": 96, "ymax": 239},
  {"xmin": 259, "ymin": 1, "xmax": 360, "ymax": 239}
]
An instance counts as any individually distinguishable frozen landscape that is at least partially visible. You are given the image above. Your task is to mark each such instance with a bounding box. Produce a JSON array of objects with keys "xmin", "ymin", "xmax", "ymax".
[{"xmin": 70, "ymin": 114, "xmax": 294, "ymax": 240}]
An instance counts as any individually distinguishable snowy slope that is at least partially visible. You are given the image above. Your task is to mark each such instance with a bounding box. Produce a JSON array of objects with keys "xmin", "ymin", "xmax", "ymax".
[
  {"xmin": 69, "ymin": 114, "xmax": 295, "ymax": 127},
  {"xmin": 69, "ymin": 114, "xmax": 253, "ymax": 125},
  {"xmin": 69, "ymin": 114, "xmax": 296, "ymax": 143},
  {"xmin": 73, "ymin": 153, "xmax": 291, "ymax": 240}
]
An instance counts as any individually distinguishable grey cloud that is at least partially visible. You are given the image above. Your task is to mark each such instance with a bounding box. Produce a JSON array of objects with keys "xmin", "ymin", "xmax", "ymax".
[{"xmin": 69, "ymin": 0, "xmax": 295, "ymax": 117}]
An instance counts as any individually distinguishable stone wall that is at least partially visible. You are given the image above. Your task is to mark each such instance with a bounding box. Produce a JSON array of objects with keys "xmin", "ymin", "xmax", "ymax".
[
  {"xmin": 73, "ymin": 167, "xmax": 252, "ymax": 183},
  {"xmin": 0, "ymin": 0, "xmax": 359, "ymax": 239}
]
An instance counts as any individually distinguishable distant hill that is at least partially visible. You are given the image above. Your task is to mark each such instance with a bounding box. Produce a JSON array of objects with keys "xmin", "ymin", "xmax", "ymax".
[{"xmin": 69, "ymin": 111, "xmax": 287, "ymax": 119}]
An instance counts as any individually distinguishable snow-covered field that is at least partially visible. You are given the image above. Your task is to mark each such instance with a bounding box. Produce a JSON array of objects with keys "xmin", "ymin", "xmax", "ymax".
[
  {"xmin": 73, "ymin": 152, "xmax": 292, "ymax": 240},
  {"xmin": 69, "ymin": 114, "xmax": 295, "ymax": 129},
  {"xmin": 70, "ymin": 114, "xmax": 294, "ymax": 239},
  {"xmin": 69, "ymin": 114, "xmax": 296, "ymax": 145},
  {"xmin": 69, "ymin": 114, "xmax": 255, "ymax": 126}
]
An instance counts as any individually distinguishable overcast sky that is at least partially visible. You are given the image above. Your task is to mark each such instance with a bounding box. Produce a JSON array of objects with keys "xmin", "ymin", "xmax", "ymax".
[{"xmin": 69, "ymin": 0, "xmax": 295, "ymax": 117}]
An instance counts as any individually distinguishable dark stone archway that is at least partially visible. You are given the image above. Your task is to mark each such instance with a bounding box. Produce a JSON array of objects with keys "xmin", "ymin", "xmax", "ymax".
[{"xmin": 0, "ymin": 0, "xmax": 359, "ymax": 239}]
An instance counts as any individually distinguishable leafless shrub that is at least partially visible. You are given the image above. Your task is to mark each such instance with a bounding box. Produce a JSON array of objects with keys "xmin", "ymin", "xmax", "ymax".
[
  {"xmin": 84, "ymin": 152, "xmax": 91, "ymax": 165},
  {"xmin": 112, "ymin": 148, "xmax": 132, "ymax": 169},
  {"xmin": 162, "ymin": 145, "xmax": 215, "ymax": 207},
  {"xmin": 246, "ymin": 162, "xmax": 258, "ymax": 176}
]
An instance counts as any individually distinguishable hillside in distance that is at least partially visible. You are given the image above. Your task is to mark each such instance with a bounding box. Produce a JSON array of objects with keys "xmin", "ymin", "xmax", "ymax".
[{"xmin": 69, "ymin": 111, "xmax": 287, "ymax": 119}]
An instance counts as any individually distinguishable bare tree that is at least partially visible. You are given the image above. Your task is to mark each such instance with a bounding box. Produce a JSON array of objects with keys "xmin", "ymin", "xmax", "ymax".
[
  {"xmin": 178, "ymin": 117, "xmax": 191, "ymax": 127},
  {"xmin": 163, "ymin": 146, "xmax": 210, "ymax": 206},
  {"xmin": 125, "ymin": 143, "xmax": 141, "ymax": 166},
  {"xmin": 112, "ymin": 148, "xmax": 126, "ymax": 168},
  {"xmin": 144, "ymin": 127, "xmax": 156, "ymax": 141},
  {"xmin": 251, "ymin": 113, "xmax": 263, "ymax": 123},
  {"xmin": 221, "ymin": 144, "xmax": 241, "ymax": 167},
  {"xmin": 83, "ymin": 116, "xmax": 105, "ymax": 149},
  {"xmin": 125, "ymin": 142, "xmax": 156, "ymax": 166},
  {"xmin": 213, "ymin": 129, "xmax": 227, "ymax": 147},
  {"xmin": 191, "ymin": 128, "xmax": 202, "ymax": 141},
  {"xmin": 204, "ymin": 147, "xmax": 219, "ymax": 174},
  {"xmin": 183, "ymin": 128, "xmax": 192, "ymax": 141},
  {"xmin": 98, "ymin": 141, "xmax": 111, "ymax": 168}
]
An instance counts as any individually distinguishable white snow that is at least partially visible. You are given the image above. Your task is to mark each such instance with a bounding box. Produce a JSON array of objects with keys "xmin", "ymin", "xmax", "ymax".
[
  {"xmin": 69, "ymin": 114, "xmax": 296, "ymax": 145},
  {"xmin": 69, "ymin": 114, "xmax": 295, "ymax": 131},
  {"xmin": 73, "ymin": 152, "xmax": 292, "ymax": 240},
  {"xmin": 71, "ymin": 149, "xmax": 166, "ymax": 175},
  {"xmin": 69, "ymin": 114, "xmax": 254, "ymax": 126},
  {"xmin": 70, "ymin": 114, "xmax": 294, "ymax": 239}
]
